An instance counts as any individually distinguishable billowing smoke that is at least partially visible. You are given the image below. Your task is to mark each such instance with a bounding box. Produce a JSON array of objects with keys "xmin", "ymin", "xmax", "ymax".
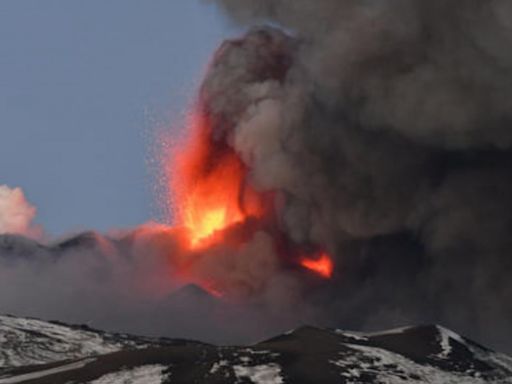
[
  {"xmin": 0, "ymin": 186, "xmax": 40, "ymax": 238},
  {"xmin": 199, "ymin": 0, "xmax": 512, "ymax": 351}
]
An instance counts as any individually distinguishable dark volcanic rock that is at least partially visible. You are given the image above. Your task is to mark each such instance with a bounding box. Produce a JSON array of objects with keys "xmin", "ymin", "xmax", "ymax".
[
  {"xmin": 0, "ymin": 235, "xmax": 47, "ymax": 260},
  {"xmin": 0, "ymin": 315, "xmax": 511, "ymax": 383}
]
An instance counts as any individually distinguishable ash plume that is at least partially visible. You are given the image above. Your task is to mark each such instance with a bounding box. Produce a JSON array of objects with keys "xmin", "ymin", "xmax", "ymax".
[{"xmin": 204, "ymin": 0, "xmax": 512, "ymax": 351}]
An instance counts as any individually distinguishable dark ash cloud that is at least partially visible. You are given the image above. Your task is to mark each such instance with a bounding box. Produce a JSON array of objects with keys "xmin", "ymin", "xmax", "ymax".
[{"xmin": 204, "ymin": 0, "xmax": 512, "ymax": 352}]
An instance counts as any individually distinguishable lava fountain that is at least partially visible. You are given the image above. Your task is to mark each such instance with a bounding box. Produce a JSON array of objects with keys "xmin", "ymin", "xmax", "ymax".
[
  {"xmin": 162, "ymin": 31, "xmax": 335, "ymax": 298},
  {"xmin": 170, "ymin": 108, "xmax": 266, "ymax": 250},
  {"xmin": 164, "ymin": 103, "xmax": 334, "ymax": 292}
]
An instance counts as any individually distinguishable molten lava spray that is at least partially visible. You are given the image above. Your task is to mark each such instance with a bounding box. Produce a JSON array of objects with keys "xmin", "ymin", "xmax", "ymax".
[{"xmin": 171, "ymin": 110, "xmax": 264, "ymax": 249}]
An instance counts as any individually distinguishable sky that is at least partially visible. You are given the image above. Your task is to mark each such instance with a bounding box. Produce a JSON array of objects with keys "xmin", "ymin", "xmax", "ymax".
[{"xmin": 0, "ymin": 0, "xmax": 235, "ymax": 235}]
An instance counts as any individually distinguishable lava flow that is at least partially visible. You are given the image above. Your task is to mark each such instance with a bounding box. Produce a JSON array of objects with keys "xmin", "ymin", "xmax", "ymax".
[{"xmin": 300, "ymin": 252, "xmax": 334, "ymax": 278}]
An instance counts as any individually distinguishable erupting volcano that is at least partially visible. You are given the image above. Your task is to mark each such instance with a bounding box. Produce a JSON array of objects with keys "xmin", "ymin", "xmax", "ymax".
[
  {"xmin": 3, "ymin": 0, "xmax": 512, "ymax": 358},
  {"xmin": 163, "ymin": 60, "xmax": 335, "ymax": 294}
]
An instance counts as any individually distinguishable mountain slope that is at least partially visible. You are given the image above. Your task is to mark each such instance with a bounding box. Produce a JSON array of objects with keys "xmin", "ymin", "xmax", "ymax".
[
  {"xmin": 0, "ymin": 315, "xmax": 511, "ymax": 383},
  {"xmin": 0, "ymin": 314, "xmax": 162, "ymax": 369}
]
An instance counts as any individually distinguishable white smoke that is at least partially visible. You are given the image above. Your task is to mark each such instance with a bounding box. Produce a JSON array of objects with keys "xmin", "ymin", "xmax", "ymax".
[{"xmin": 0, "ymin": 185, "xmax": 39, "ymax": 238}]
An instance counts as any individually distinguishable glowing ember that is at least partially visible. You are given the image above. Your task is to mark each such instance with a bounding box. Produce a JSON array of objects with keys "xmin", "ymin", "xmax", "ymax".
[
  {"xmin": 300, "ymin": 252, "xmax": 334, "ymax": 278},
  {"xmin": 170, "ymin": 110, "xmax": 263, "ymax": 249}
]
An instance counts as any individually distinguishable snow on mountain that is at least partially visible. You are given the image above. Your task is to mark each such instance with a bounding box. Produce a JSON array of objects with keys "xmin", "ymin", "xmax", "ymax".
[
  {"xmin": 0, "ymin": 315, "xmax": 511, "ymax": 383},
  {"xmin": 87, "ymin": 365, "xmax": 168, "ymax": 384},
  {"xmin": 0, "ymin": 315, "xmax": 151, "ymax": 369}
]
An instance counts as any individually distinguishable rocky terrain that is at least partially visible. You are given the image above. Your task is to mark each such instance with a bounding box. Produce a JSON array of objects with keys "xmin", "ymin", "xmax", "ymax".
[{"xmin": 0, "ymin": 314, "xmax": 511, "ymax": 383}]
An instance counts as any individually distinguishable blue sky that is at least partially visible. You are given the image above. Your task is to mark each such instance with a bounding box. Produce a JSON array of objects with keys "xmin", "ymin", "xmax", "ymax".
[{"xmin": 0, "ymin": 1, "xmax": 237, "ymax": 235}]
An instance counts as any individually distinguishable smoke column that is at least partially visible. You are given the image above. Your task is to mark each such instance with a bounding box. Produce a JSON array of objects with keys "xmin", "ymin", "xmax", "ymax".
[{"xmin": 200, "ymin": 0, "xmax": 512, "ymax": 351}]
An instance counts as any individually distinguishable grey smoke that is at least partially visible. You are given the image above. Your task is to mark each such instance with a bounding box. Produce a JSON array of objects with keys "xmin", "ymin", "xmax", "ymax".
[
  {"xmin": 203, "ymin": 0, "xmax": 512, "ymax": 351},
  {"xmin": 0, "ymin": 229, "xmax": 319, "ymax": 344}
]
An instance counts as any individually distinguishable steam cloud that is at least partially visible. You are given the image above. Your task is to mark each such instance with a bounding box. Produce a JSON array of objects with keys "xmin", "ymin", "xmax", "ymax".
[
  {"xmin": 0, "ymin": 186, "xmax": 39, "ymax": 238},
  {"xmin": 1, "ymin": 0, "xmax": 512, "ymax": 352}
]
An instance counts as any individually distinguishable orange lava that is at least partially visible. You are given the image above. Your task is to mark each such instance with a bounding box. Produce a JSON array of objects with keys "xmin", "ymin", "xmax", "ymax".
[
  {"xmin": 165, "ymin": 103, "xmax": 334, "ymax": 297},
  {"xmin": 171, "ymin": 110, "xmax": 264, "ymax": 249},
  {"xmin": 300, "ymin": 252, "xmax": 334, "ymax": 278}
]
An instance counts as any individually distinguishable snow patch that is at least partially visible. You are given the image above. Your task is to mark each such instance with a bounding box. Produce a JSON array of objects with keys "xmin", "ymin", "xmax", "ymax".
[
  {"xmin": 332, "ymin": 343, "xmax": 508, "ymax": 383},
  {"xmin": 334, "ymin": 330, "xmax": 369, "ymax": 341},
  {"xmin": 0, "ymin": 315, "xmax": 140, "ymax": 368},
  {"xmin": 210, "ymin": 360, "xmax": 229, "ymax": 374},
  {"xmin": 88, "ymin": 365, "xmax": 167, "ymax": 384},
  {"xmin": 0, "ymin": 358, "xmax": 94, "ymax": 384},
  {"xmin": 364, "ymin": 326, "xmax": 414, "ymax": 337},
  {"xmin": 436, "ymin": 325, "xmax": 466, "ymax": 358},
  {"xmin": 233, "ymin": 363, "xmax": 284, "ymax": 384}
]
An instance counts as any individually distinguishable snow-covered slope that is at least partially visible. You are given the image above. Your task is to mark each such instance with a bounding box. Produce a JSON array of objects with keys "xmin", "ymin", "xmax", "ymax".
[
  {"xmin": 0, "ymin": 316, "xmax": 511, "ymax": 383},
  {"xmin": 329, "ymin": 326, "xmax": 512, "ymax": 383},
  {"xmin": 0, "ymin": 315, "xmax": 151, "ymax": 368}
]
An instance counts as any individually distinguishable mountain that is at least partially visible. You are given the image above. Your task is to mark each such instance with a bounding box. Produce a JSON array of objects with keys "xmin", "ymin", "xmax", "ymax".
[
  {"xmin": 0, "ymin": 232, "xmax": 118, "ymax": 258},
  {"xmin": 0, "ymin": 314, "xmax": 171, "ymax": 369},
  {"xmin": 0, "ymin": 315, "xmax": 511, "ymax": 383},
  {"xmin": 0, "ymin": 235, "xmax": 48, "ymax": 261}
]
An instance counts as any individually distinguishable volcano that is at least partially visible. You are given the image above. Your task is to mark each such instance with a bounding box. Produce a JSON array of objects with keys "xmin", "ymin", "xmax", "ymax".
[{"xmin": 2, "ymin": 0, "xmax": 512, "ymax": 371}]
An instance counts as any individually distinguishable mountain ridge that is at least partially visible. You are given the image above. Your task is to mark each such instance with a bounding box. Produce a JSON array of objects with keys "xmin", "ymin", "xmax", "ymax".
[{"xmin": 0, "ymin": 314, "xmax": 511, "ymax": 383}]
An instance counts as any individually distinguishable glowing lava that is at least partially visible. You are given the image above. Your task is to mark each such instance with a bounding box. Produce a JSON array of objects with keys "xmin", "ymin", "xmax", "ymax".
[
  {"xmin": 165, "ymin": 102, "xmax": 334, "ymax": 297},
  {"xmin": 300, "ymin": 252, "xmax": 334, "ymax": 278},
  {"xmin": 171, "ymin": 110, "xmax": 264, "ymax": 249}
]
